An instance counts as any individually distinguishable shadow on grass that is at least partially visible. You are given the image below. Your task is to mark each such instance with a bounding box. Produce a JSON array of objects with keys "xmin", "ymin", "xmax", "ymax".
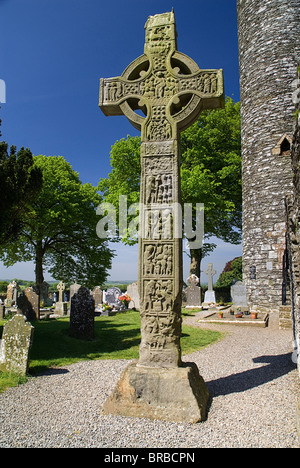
[{"xmin": 29, "ymin": 315, "xmax": 141, "ymax": 375}]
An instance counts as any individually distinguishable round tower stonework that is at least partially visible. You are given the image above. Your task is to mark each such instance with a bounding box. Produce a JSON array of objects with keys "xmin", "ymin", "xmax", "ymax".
[{"xmin": 237, "ymin": 0, "xmax": 300, "ymax": 312}]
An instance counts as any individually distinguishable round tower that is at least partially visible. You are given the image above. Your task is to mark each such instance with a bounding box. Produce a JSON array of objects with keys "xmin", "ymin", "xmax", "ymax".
[{"xmin": 237, "ymin": 0, "xmax": 300, "ymax": 312}]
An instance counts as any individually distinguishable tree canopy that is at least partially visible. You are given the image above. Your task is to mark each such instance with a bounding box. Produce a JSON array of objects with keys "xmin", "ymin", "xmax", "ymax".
[
  {"xmin": 0, "ymin": 113, "xmax": 43, "ymax": 245},
  {"xmin": 0, "ymin": 155, "xmax": 114, "ymax": 290},
  {"xmin": 215, "ymin": 256, "xmax": 243, "ymax": 288}
]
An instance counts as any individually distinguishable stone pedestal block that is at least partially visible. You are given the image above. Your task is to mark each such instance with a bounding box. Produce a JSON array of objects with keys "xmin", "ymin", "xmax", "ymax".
[
  {"xmin": 102, "ymin": 361, "xmax": 210, "ymax": 423},
  {"xmin": 55, "ymin": 302, "xmax": 68, "ymax": 316}
]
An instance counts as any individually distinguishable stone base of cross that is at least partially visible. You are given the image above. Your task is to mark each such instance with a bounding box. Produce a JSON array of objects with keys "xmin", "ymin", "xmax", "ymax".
[{"xmin": 99, "ymin": 11, "xmax": 224, "ymax": 423}]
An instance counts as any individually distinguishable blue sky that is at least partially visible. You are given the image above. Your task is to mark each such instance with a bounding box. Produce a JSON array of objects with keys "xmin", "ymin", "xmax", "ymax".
[{"xmin": 0, "ymin": 0, "xmax": 241, "ymax": 283}]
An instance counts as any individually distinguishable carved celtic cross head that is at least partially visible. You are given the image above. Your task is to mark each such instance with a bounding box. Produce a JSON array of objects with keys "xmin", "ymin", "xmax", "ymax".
[{"xmin": 99, "ymin": 10, "xmax": 224, "ymax": 142}]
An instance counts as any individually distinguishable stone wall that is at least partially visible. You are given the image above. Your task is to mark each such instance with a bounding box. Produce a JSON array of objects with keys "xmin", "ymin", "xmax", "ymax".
[
  {"xmin": 237, "ymin": 0, "xmax": 300, "ymax": 312},
  {"xmin": 285, "ymin": 95, "xmax": 300, "ymax": 447},
  {"xmin": 285, "ymin": 98, "xmax": 300, "ymax": 375}
]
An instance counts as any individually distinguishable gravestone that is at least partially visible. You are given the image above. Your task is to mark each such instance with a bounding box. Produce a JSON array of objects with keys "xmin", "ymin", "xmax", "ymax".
[
  {"xmin": 92, "ymin": 286, "xmax": 103, "ymax": 307},
  {"xmin": 57, "ymin": 280, "xmax": 65, "ymax": 302},
  {"xmin": 17, "ymin": 287, "xmax": 39, "ymax": 321},
  {"xmin": 230, "ymin": 280, "xmax": 248, "ymax": 314},
  {"xmin": 231, "ymin": 281, "xmax": 247, "ymax": 306},
  {"xmin": 70, "ymin": 282, "xmax": 81, "ymax": 301},
  {"xmin": 127, "ymin": 282, "xmax": 140, "ymax": 309},
  {"xmin": 69, "ymin": 287, "xmax": 95, "ymax": 340},
  {"xmin": 99, "ymin": 10, "xmax": 224, "ymax": 423},
  {"xmin": 105, "ymin": 287, "xmax": 122, "ymax": 309},
  {"xmin": 55, "ymin": 281, "xmax": 68, "ymax": 316},
  {"xmin": 0, "ymin": 299, "xmax": 4, "ymax": 319},
  {"xmin": 5, "ymin": 280, "xmax": 18, "ymax": 307},
  {"xmin": 185, "ymin": 274, "xmax": 201, "ymax": 308},
  {"xmin": 203, "ymin": 263, "xmax": 216, "ymax": 304},
  {"xmin": 0, "ymin": 314, "xmax": 34, "ymax": 375}
]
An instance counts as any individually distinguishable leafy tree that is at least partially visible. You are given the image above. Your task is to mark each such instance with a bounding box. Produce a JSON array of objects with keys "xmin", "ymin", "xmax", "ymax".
[
  {"xmin": 98, "ymin": 135, "xmax": 141, "ymax": 245},
  {"xmin": 0, "ymin": 281, "xmax": 9, "ymax": 294},
  {"xmin": 215, "ymin": 256, "xmax": 243, "ymax": 288},
  {"xmin": 98, "ymin": 97, "xmax": 242, "ymax": 277},
  {"xmin": 181, "ymin": 97, "xmax": 242, "ymax": 276},
  {"xmin": 0, "ymin": 155, "xmax": 114, "ymax": 293},
  {"xmin": 0, "ymin": 112, "xmax": 43, "ymax": 245}
]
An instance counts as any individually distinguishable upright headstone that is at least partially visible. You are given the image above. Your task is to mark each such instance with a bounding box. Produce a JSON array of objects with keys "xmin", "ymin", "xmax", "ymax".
[
  {"xmin": 57, "ymin": 281, "xmax": 65, "ymax": 303},
  {"xmin": 105, "ymin": 287, "xmax": 122, "ymax": 309},
  {"xmin": 231, "ymin": 281, "xmax": 247, "ymax": 307},
  {"xmin": 185, "ymin": 274, "xmax": 201, "ymax": 308},
  {"xmin": 5, "ymin": 280, "xmax": 18, "ymax": 307},
  {"xmin": 70, "ymin": 283, "xmax": 81, "ymax": 301},
  {"xmin": 99, "ymin": 10, "xmax": 224, "ymax": 423},
  {"xmin": 69, "ymin": 287, "xmax": 95, "ymax": 340},
  {"xmin": 17, "ymin": 287, "xmax": 39, "ymax": 321},
  {"xmin": 0, "ymin": 314, "xmax": 34, "ymax": 375},
  {"xmin": 92, "ymin": 286, "xmax": 103, "ymax": 308},
  {"xmin": 55, "ymin": 281, "xmax": 68, "ymax": 316},
  {"xmin": 204, "ymin": 263, "xmax": 216, "ymax": 304},
  {"xmin": 127, "ymin": 282, "xmax": 140, "ymax": 309}
]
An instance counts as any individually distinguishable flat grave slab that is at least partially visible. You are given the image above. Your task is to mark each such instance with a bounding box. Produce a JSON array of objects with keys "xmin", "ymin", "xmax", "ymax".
[{"xmin": 196, "ymin": 307, "xmax": 269, "ymax": 328}]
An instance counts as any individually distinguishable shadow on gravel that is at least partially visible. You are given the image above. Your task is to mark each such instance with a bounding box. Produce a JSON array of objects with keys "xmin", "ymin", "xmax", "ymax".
[{"xmin": 207, "ymin": 353, "xmax": 296, "ymax": 396}]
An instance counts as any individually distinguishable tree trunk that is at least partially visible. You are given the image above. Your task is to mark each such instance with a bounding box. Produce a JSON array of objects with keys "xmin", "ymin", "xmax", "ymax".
[
  {"xmin": 35, "ymin": 243, "xmax": 44, "ymax": 319},
  {"xmin": 189, "ymin": 248, "xmax": 202, "ymax": 280}
]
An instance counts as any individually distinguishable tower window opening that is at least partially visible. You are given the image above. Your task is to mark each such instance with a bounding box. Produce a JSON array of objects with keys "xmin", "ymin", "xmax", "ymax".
[{"xmin": 280, "ymin": 138, "xmax": 291, "ymax": 155}]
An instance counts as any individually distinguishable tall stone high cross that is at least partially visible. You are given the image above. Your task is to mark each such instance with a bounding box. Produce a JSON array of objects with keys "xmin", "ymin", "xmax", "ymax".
[{"xmin": 99, "ymin": 11, "xmax": 224, "ymax": 423}]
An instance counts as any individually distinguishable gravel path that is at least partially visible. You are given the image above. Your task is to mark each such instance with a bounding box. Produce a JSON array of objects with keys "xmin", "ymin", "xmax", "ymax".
[{"xmin": 0, "ymin": 312, "xmax": 299, "ymax": 448}]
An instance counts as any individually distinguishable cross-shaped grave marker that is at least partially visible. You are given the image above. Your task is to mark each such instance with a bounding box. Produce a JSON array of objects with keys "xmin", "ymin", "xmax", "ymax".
[
  {"xmin": 57, "ymin": 281, "xmax": 65, "ymax": 303},
  {"xmin": 99, "ymin": 10, "xmax": 224, "ymax": 423},
  {"xmin": 205, "ymin": 263, "xmax": 216, "ymax": 292}
]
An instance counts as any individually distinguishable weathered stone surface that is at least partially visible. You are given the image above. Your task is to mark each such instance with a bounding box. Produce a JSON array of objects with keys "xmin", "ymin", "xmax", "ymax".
[
  {"xmin": 5, "ymin": 280, "xmax": 18, "ymax": 306},
  {"xmin": 237, "ymin": 0, "xmax": 300, "ymax": 312},
  {"xmin": 17, "ymin": 287, "xmax": 39, "ymax": 321},
  {"xmin": 102, "ymin": 361, "xmax": 210, "ymax": 423},
  {"xmin": 127, "ymin": 282, "xmax": 140, "ymax": 309},
  {"xmin": 231, "ymin": 281, "xmax": 247, "ymax": 306},
  {"xmin": 69, "ymin": 287, "xmax": 95, "ymax": 340},
  {"xmin": 185, "ymin": 274, "xmax": 201, "ymax": 307},
  {"xmin": 70, "ymin": 283, "xmax": 81, "ymax": 301},
  {"xmin": 99, "ymin": 10, "xmax": 224, "ymax": 422},
  {"xmin": 0, "ymin": 314, "xmax": 34, "ymax": 375},
  {"xmin": 55, "ymin": 302, "xmax": 68, "ymax": 316},
  {"xmin": 92, "ymin": 286, "xmax": 102, "ymax": 307},
  {"xmin": 285, "ymin": 94, "xmax": 300, "ymax": 375},
  {"xmin": 57, "ymin": 281, "xmax": 65, "ymax": 302}
]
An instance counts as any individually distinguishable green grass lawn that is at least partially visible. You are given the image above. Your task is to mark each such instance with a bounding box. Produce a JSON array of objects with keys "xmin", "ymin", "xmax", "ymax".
[{"xmin": 0, "ymin": 310, "xmax": 223, "ymax": 392}]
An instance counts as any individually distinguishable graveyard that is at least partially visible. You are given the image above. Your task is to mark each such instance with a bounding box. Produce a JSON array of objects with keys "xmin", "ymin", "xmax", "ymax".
[
  {"xmin": 0, "ymin": 0, "xmax": 299, "ymax": 449},
  {"xmin": 0, "ymin": 306, "xmax": 222, "ymax": 392}
]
